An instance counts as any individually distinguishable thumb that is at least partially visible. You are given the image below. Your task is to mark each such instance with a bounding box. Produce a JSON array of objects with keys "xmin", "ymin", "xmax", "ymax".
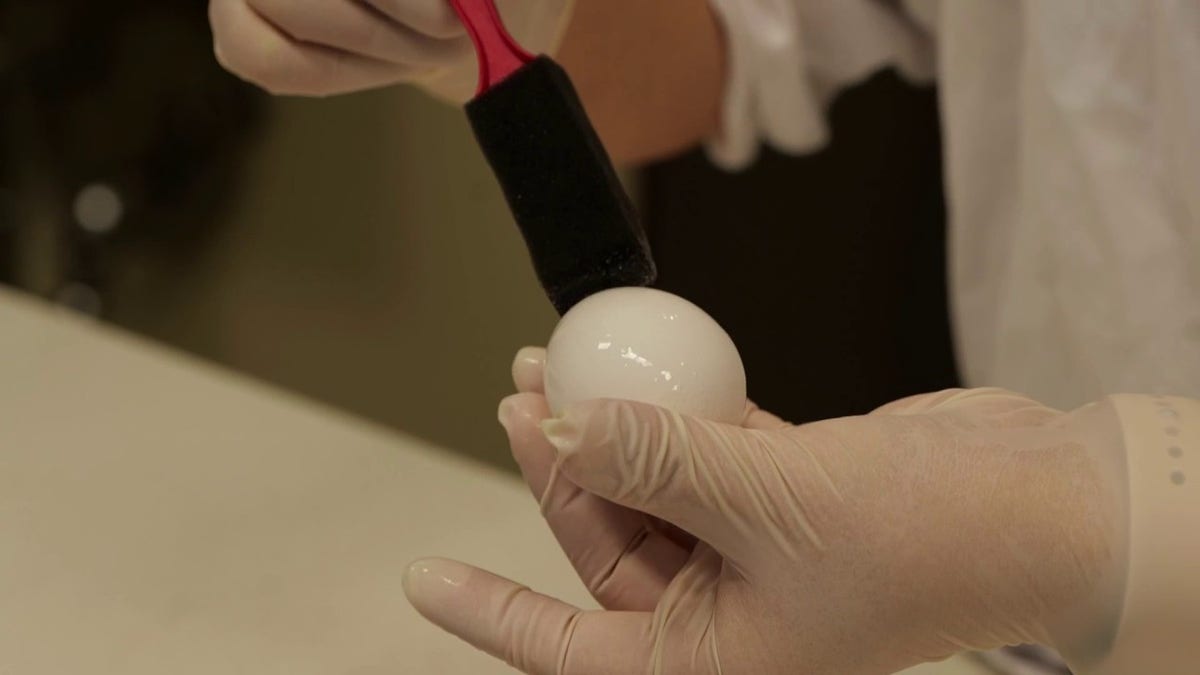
[{"xmin": 542, "ymin": 399, "xmax": 789, "ymax": 562}]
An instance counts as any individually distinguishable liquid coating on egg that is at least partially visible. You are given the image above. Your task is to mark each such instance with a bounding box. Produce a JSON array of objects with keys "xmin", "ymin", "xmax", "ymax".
[{"xmin": 544, "ymin": 287, "xmax": 747, "ymax": 424}]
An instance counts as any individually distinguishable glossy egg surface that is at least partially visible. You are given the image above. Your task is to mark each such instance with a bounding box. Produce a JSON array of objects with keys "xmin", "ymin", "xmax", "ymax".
[{"xmin": 544, "ymin": 287, "xmax": 746, "ymax": 424}]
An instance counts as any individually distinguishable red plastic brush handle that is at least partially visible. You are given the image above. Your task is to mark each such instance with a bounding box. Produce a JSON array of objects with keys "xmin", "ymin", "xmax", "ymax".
[{"xmin": 448, "ymin": 0, "xmax": 535, "ymax": 96}]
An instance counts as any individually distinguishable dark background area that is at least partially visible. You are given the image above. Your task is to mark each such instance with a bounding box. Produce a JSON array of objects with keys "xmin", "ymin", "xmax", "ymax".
[
  {"xmin": 0, "ymin": 1, "xmax": 261, "ymax": 305},
  {"xmin": 647, "ymin": 70, "xmax": 959, "ymax": 424}
]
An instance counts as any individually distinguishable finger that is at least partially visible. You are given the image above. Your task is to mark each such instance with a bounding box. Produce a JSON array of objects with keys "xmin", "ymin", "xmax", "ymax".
[
  {"xmin": 246, "ymin": 0, "xmax": 470, "ymax": 66},
  {"xmin": 403, "ymin": 558, "xmax": 656, "ymax": 675},
  {"xmin": 210, "ymin": 0, "xmax": 421, "ymax": 96},
  {"xmin": 741, "ymin": 400, "xmax": 790, "ymax": 430},
  {"xmin": 512, "ymin": 346, "xmax": 546, "ymax": 394},
  {"xmin": 710, "ymin": 401, "xmax": 787, "ymax": 550},
  {"xmin": 544, "ymin": 399, "xmax": 795, "ymax": 561},
  {"xmin": 501, "ymin": 393, "xmax": 690, "ymax": 610},
  {"xmin": 361, "ymin": 0, "xmax": 465, "ymax": 39}
]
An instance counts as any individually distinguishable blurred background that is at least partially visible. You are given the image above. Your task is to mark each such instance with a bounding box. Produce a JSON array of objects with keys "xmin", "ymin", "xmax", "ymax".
[{"xmin": 1, "ymin": 1, "xmax": 958, "ymax": 471}]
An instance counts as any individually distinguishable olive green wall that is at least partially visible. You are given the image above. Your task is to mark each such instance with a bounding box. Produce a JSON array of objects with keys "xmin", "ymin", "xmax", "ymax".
[{"xmin": 108, "ymin": 88, "xmax": 559, "ymax": 470}]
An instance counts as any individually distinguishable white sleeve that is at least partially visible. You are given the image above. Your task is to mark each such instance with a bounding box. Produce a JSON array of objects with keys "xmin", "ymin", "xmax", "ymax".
[{"xmin": 704, "ymin": 0, "xmax": 937, "ymax": 169}]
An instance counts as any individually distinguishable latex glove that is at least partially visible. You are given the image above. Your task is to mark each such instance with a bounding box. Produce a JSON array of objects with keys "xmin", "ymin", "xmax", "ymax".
[
  {"xmin": 208, "ymin": 0, "xmax": 574, "ymax": 101},
  {"xmin": 404, "ymin": 348, "xmax": 1128, "ymax": 674}
]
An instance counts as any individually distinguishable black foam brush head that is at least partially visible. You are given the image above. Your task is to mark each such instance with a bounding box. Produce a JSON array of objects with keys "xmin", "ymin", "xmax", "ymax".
[{"xmin": 466, "ymin": 56, "xmax": 657, "ymax": 315}]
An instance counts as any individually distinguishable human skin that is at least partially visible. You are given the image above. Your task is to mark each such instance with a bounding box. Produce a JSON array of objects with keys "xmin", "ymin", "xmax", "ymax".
[{"xmin": 555, "ymin": 0, "xmax": 727, "ymax": 164}]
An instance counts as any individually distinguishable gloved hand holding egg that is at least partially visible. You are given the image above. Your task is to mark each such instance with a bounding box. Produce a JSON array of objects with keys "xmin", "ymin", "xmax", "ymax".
[{"xmin": 404, "ymin": 286, "xmax": 1130, "ymax": 675}]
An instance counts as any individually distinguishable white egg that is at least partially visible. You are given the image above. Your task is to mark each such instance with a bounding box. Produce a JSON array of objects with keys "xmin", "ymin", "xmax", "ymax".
[{"xmin": 544, "ymin": 287, "xmax": 747, "ymax": 424}]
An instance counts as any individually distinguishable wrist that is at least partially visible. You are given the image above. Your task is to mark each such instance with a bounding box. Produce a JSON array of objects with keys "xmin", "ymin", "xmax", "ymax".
[
  {"xmin": 1075, "ymin": 395, "xmax": 1200, "ymax": 675},
  {"xmin": 1041, "ymin": 398, "xmax": 1130, "ymax": 666}
]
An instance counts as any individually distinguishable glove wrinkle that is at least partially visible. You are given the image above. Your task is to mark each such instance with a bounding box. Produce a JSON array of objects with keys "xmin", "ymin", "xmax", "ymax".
[
  {"xmin": 758, "ymin": 432, "xmax": 824, "ymax": 555},
  {"xmin": 592, "ymin": 526, "xmax": 652, "ymax": 600},
  {"xmin": 649, "ymin": 545, "xmax": 724, "ymax": 675}
]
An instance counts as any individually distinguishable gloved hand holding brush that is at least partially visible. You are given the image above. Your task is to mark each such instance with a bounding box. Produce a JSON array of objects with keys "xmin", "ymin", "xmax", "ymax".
[
  {"xmin": 208, "ymin": 0, "xmax": 722, "ymax": 162},
  {"xmin": 208, "ymin": 0, "xmax": 573, "ymax": 101}
]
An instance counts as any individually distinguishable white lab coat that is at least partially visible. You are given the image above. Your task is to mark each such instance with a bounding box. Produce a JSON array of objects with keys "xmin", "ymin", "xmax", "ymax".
[{"xmin": 706, "ymin": 0, "xmax": 1200, "ymax": 410}]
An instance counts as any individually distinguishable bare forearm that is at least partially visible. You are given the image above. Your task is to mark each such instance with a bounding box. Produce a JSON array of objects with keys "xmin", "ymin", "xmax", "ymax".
[{"xmin": 556, "ymin": 0, "xmax": 726, "ymax": 166}]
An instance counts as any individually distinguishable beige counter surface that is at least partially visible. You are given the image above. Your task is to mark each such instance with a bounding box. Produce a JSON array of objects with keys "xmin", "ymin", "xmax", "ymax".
[{"xmin": 0, "ymin": 288, "xmax": 989, "ymax": 674}]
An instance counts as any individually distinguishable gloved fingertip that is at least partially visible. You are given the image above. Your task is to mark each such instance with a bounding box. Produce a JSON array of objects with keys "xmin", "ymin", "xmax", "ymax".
[
  {"xmin": 402, "ymin": 557, "xmax": 469, "ymax": 613},
  {"xmin": 540, "ymin": 416, "xmax": 579, "ymax": 455},
  {"xmin": 511, "ymin": 346, "xmax": 547, "ymax": 393},
  {"xmin": 514, "ymin": 346, "xmax": 546, "ymax": 367},
  {"xmin": 497, "ymin": 395, "xmax": 519, "ymax": 434},
  {"xmin": 402, "ymin": 557, "xmax": 431, "ymax": 595},
  {"xmin": 540, "ymin": 403, "xmax": 594, "ymax": 455}
]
